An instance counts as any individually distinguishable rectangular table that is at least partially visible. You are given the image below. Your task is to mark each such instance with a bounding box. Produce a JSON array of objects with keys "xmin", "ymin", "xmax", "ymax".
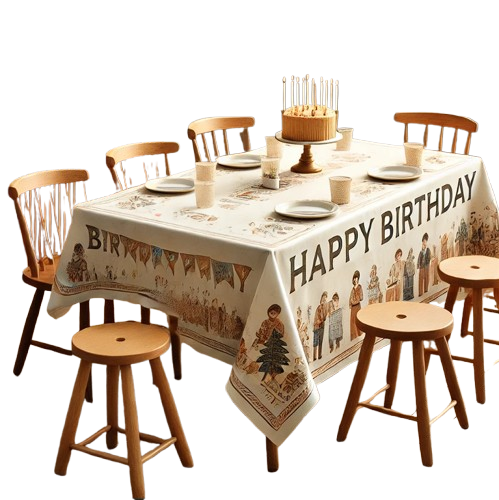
[{"xmin": 47, "ymin": 139, "xmax": 498, "ymax": 457}]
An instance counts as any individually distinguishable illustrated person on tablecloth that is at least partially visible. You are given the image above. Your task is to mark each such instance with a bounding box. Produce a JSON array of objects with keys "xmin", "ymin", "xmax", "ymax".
[
  {"xmin": 328, "ymin": 292, "xmax": 343, "ymax": 353},
  {"xmin": 296, "ymin": 306, "xmax": 311, "ymax": 362},
  {"xmin": 255, "ymin": 303, "xmax": 284, "ymax": 347},
  {"xmin": 367, "ymin": 264, "xmax": 382, "ymax": 304},
  {"xmin": 417, "ymin": 233, "xmax": 431, "ymax": 296},
  {"xmin": 386, "ymin": 249, "xmax": 404, "ymax": 301},
  {"xmin": 313, "ymin": 292, "xmax": 328, "ymax": 361},
  {"xmin": 66, "ymin": 243, "xmax": 91, "ymax": 283},
  {"xmin": 349, "ymin": 270, "xmax": 363, "ymax": 341},
  {"xmin": 455, "ymin": 217, "xmax": 469, "ymax": 256},
  {"xmin": 403, "ymin": 248, "xmax": 416, "ymax": 301}
]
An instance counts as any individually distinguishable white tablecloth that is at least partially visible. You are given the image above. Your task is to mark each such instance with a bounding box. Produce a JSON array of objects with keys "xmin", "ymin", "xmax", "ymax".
[{"xmin": 48, "ymin": 139, "xmax": 498, "ymax": 445}]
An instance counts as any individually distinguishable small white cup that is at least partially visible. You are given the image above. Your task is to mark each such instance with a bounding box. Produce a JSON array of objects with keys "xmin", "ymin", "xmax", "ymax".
[
  {"xmin": 404, "ymin": 142, "xmax": 424, "ymax": 167},
  {"xmin": 336, "ymin": 127, "xmax": 354, "ymax": 151},
  {"xmin": 329, "ymin": 176, "xmax": 352, "ymax": 204},
  {"xmin": 195, "ymin": 161, "xmax": 216, "ymax": 181},
  {"xmin": 195, "ymin": 180, "xmax": 215, "ymax": 208},
  {"xmin": 261, "ymin": 156, "xmax": 280, "ymax": 190}
]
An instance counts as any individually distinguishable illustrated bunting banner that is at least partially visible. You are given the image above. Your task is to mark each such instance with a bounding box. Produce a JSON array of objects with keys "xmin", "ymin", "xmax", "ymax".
[
  {"xmin": 196, "ymin": 255, "xmax": 212, "ymax": 280},
  {"xmin": 212, "ymin": 259, "xmax": 234, "ymax": 288},
  {"xmin": 181, "ymin": 253, "xmax": 196, "ymax": 275},
  {"xmin": 234, "ymin": 264, "xmax": 252, "ymax": 292}
]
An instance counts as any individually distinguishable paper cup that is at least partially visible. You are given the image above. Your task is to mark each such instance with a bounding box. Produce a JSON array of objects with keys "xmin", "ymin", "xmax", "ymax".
[
  {"xmin": 404, "ymin": 142, "xmax": 424, "ymax": 167},
  {"xmin": 265, "ymin": 136, "xmax": 283, "ymax": 158},
  {"xmin": 329, "ymin": 176, "xmax": 352, "ymax": 204},
  {"xmin": 336, "ymin": 127, "xmax": 353, "ymax": 151},
  {"xmin": 195, "ymin": 180, "xmax": 215, "ymax": 208},
  {"xmin": 195, "ymin": 161, "xmax": 216, "ymax": 181}
]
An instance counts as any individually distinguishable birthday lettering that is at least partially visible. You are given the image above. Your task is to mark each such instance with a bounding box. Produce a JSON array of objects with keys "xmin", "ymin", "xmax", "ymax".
[
  {"xmin": 289, "ymin": 171, "xmax": 476, "ymax": 293},
  {"xmin": 289, "ymin": 218, "xmax": 375, "ymax": 293},
  {"xmin": 86, "ymin": 225, "xmax": 120, "ymax": 256}
]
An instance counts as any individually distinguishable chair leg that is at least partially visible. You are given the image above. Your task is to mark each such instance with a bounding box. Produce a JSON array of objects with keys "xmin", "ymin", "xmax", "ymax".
[
  {"xmin": 55, "ymin": 360, "xmax": 92, "ymax": 476},
  {"xmin": 168, "ymin": 315, "xmax": 182, "ymax": 380},
  {"xmin": 149, "ymin": 357, "xmax": 193, "ymax": 467},
  {"xmin": 412, "ymin": 340, "xmax": 433, "ymax": 467},
  {"xmin": 106, "ymin": 365, "xmax": 120, "ymax": 449},
  {"xmin": 472, "ymin": 288, "xmax": 485, "ymax": 404},
  {"xmin": 434, "ymin": 337, "xmax": 469, "ymax": 429},
  {"xmin": 384, "ymin": 340, "xmax": 402, "ymax": 409},
  {"xmin": 13, "ymin": 288, "xmax": 45, "ymax": 376},
  {"xmin": 337, "ymin": 333, "xmax": 376, "ymax": 442},
  {"xmin": 79, "ymin": 301, "xmax": 93, "ymax": 403},
  {"xmin": 141, "ymin": 306, "xmax": 150, "ymax": 325},
  {"xmin": 121, "ymin": 365, "xmax": 145, "ymax": 500},
  {"xmin": 104, "ymin": 299, "xmax": 115, "ymax": 323}
]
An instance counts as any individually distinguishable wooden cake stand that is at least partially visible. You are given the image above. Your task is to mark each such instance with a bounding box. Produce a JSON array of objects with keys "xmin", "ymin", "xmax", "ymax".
[{"xmin": 275, "ymin": 131, "xmax": 343, "ymax": 174}]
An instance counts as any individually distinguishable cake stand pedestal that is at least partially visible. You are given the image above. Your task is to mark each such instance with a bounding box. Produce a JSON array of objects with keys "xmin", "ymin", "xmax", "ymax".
[{"xmin": 275, "ymin": 131, "xmax": 343, "ymax": 174}]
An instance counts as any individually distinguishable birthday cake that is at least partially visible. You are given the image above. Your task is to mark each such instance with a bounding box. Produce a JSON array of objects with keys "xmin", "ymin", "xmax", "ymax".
[
  {"xmin": 282, "ymin": 105, "xmax": 337, "ymax": 142},
  {"xmin": 281, "ymin": 74, "xmax": 339, "ymax": 142}
]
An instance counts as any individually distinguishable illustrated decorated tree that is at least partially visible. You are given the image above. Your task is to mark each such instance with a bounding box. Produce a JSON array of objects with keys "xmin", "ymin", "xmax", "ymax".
[{"xmin": 257, "ymin": 328, "xmax": 290, "ymax": 382}]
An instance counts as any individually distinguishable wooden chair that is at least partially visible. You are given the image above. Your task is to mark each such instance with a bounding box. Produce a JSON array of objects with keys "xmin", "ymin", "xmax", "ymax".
[
  {"xmin": 432, "ymin": 255, "xmax": 499, "ymax": 404},
  {"xmin": 393, "ymin": 112, "xmax": 478, "ymax": 154},
  {"xmin": 55, "ymin": 321, "xmax": 193, "ymax": 499},
  {"xmin": 187, "ymin": 116, "xmax": 255, "ymax": 162},
  {"xmin": 337, "ymin": 302, "xmax": 468, "ymax": 467},
  {"xmin": 8, "ymin": 170, "xmax": 92, "ymax": 385},
  {"xmin": 104, "ymin": 142, "xmax": 183, "ymax": 380},
  {"xmin": 105, "ymin": 141, "xmax": 179, "ymax": 191}
]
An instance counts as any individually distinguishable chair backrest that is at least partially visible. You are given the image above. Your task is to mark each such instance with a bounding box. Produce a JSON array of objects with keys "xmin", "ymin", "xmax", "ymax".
[
  {"xmin": 394, "ymin": 112, "xmax": 478, "ymax": 155},
  {"xmin": 187, "ymin": 116, "xmax": 255, "ymax": 162},
  {"xmin": 105, "ymin": 142, "xmax": 180, "ymax": 190},
  {"xmin": 8, "ymin": 169, "xmax": 89, "ymax": 278}
]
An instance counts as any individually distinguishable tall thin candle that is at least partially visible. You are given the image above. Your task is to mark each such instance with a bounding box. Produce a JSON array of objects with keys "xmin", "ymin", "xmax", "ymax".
[
  {"xmin": 282, "ymin": 77, "xmax": 286, "ymax": 111},
  {"xmin": 335, "ymin": 80, "xmax": 339, "ymax": 112}
]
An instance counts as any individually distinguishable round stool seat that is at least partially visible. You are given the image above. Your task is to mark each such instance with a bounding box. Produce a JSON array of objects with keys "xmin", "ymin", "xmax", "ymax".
[
  {"xmin": 356, "ymin": 302, "xmax": 453, "ymax": 341},
  {"xmin": 72, "ymin": 322, "xmax": 171, "ymax": 365},
  {"xmin": 438, "ymin": 255, "xmax": 499, "ymax": 289}
]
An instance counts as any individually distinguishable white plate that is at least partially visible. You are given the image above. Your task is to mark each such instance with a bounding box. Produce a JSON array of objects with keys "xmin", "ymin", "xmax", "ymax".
[
  {"xmin": 217, "ymin": 153, "xmax": 261, "ymax": 168},
  {"xmin": 275, "ymin": 200, "xmax": 339, "ymax": 219},
  {"xmin": 145, "ymin": 177, "xmax": 195, "ymax": 193},
  {"xmin": 367, "ymin": 165, "xmax": 422, "ymax": 181}
]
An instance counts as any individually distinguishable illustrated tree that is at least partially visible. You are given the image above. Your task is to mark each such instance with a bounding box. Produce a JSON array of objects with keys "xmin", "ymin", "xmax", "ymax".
[{"xmin": 257, "ymin": 329, "xmax": 290, "ymax": 382}]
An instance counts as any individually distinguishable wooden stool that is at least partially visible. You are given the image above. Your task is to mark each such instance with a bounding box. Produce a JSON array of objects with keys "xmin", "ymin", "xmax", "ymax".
[
  {"xmin": 337, "ymin": 302, "xmax": 468, "ymax": 467},
  {"xmin": 436, "ymin": 255, "xmax": 499, "ymax": 404},
  {"xmin": 54, "ymin": 322, "xmax": 193, "ymax": 499}
]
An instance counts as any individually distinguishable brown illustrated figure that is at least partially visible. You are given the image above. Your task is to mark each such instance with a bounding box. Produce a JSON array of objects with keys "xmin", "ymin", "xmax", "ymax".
[
  {"xmin": 66, "ymin": 243, "xmax": 91, "ymax": 283},
  {"xmin": 349, "ymin": 270, "xmax": 363, "ymax": 341},
  {"xmin": 255, "ymin": 304, "xmax": 284, "ymax": 346},
  {"xmin": 417, "ymin": 233, "xmax": 431, "ymax": 296},
  {"xmin": 367, "ymin": 264, "xmax": 382, "ymax": 304},
  {"xmin": 328, "ymin": 292, "xmax": 343, "ymax": 352},
  {"xmin": 386, "ymin": 249, "xmax": 404, "ymax": 301},
  {"xmin": 313, "ymin": 292, "xmax": 328, "ymax": 361}
]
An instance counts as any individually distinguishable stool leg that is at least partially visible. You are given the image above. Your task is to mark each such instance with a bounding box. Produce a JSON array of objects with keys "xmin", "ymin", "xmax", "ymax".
[
  {"xmin": 413, "ymin": 340, "xmax": 432, "ymax": 467},
  {"xmin": 55, "ymin": 360, "xmax": 92, "ymax": 476},
  {"xmin": 106, "ymin": 365, "xmax": 120, "ymax": 449},
  {"xmin": 384, "ymin": 340, "xmax": 402, "ymax": 409},
  {"xmin": 461, "ymin": 291, "xmax": 472, "ymax": 337},
  {"xmin": 141, "ymin": 306, "xmax": 150, "ymax": 325},
  {"xmin": 472, "ymin": 288, "xmax": 485, "ymax": 404},
  {"xmin": 121, "ymin": 365, "xmax": 145, "ymax": 500},
  {"xmin": 444, "ymin": 284, "xmax": 459, "ymax": 313},
  {"xmin": 150, "ymin": 357, "xmax": 193, "ymax": 467},
  {"xmin": 337, "ymin": 333, "xmax": 376, "ymax": 442},
  {"xmin": 104, "ymin": 299, "xmax": 115, "ymax": 323},
  {"xmin": 79, "ymin": 301, "xmax": 93, "ymax": 404},
  {"xmin": 443, "ymin": 284, "xmax": 460, "ymax": 343},
  {"xmin": 434, "ymin": 337, "xmax": 469, "ymax": 429}
]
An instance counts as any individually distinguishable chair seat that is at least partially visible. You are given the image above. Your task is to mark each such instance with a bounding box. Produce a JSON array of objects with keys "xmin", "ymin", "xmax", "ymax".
[
  {"xmin": 22, "ymin": 265, "xmax": 55, "ymax": 290},
  {"xmin": 72, "ymin": 322, "xmax": 171, "ymax": 365},
  {"xmin": 356, "ymin": 301, "xmax": 453, "ymax": 341},
  {"xmin": 438, "ymin": 255, "xmax": 499, "ymax": 289}
]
